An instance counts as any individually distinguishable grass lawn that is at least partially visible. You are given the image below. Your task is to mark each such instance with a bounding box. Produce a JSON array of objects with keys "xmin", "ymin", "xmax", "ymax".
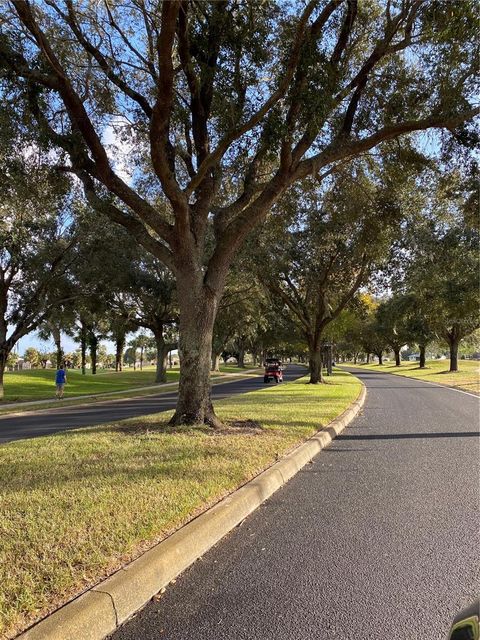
[
  {"xmin": 352, "ymin": 359, "xmax": 480, "ymax": 394},
  {"xmin": 1, "ymin": 367, "xmax": 180, "ymax": 403},
  {"xmin": 0, "ymin": 370, "xmax": 360, "ymax": 638},
  {"xmin": 1, "ymin": 365, "xmax": 262, "ymax": 405}
]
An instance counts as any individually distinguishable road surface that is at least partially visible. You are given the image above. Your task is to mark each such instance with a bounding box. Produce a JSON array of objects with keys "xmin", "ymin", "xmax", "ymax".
[
  {"xmin": 0, "ymin": 365, "xmax": 305, "ymax": 444},
  {"xmin": 111, "ymin": 367, "xmax": 480, "ymax": 640}
]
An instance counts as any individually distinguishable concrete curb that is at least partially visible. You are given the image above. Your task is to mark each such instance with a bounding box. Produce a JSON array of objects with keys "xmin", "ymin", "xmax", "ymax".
[{"xmin": 17, "ymin": 382, "xmax": 366, "ymax": 640}]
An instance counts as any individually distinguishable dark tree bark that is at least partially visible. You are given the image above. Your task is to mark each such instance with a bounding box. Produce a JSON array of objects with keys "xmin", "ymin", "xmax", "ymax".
[
  {"xmin": 153, "ymin": 329, "xmax": 168, "ymax": 383},
  {"xmin": 80, "ymin": 323, "xmax": 87, "ymax": 375},
  {"xmin": 307, "ymin": 331, "xmax": 324, "ymax": 384},
  {"xmin": 211, "ymin": 352, "xmax": 221, "ymax": 372},
  {"xmin": 115, "ymin": 334, "xmax": 125, "ymax": 372},
  {"xmin": 0, "ymin": 349, "xmax": 6, "ymax": 401},
  {"xmin": 394, "ymin": 348, "xmax": 401, "ymax": 367},
  {"xmin": 419, "ymin": 344, "xmax": 426, "ymax": 369},
  {"xmin": 170, "ymin": 276, "xmax": 221, "ymax": 427},
  {"xmin": 237, "ymin": 345, "xmax": 245, "ymax": 368},
  {"xmin": 50, "ymin": 324, "xmax": 63, "ymax": 369},
  {"xmin": 88, "ymin": 331, "xmax": 98, "ymax": 375},
  {"xmin": 447, "ymin": 334, "xmax": 460, "ymax": 372},
  {"xmin": 375, "ymin": 350, "xmax": 383, "ymax": 365},
  {"xmin": 308, "ymin": 348, "xmax": 323, "ymax": 383},
  {"xmin": 366, "ymin": 352, "xmax": 370, "ymax": 364}
]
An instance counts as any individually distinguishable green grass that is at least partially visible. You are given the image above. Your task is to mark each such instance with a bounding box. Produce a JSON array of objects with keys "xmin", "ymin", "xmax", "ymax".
[
  {"xmin": 0, "ymin": 370, "xmax": 360, "ymax": 638},
  {"xmin": 1, "ymin": 365, "xmax": 263, "ymax": 405},
  {"xmin": 352, "ymin": 359, "xmax": 479, "ymax": 394},
  {"xmin": 219, "ymin": 364, "xmax": 251, "ymax": 373},
  {"xmin": 1, "ymin": 367, "xmax": 180, "ymax": 403},
  {"xmin": 0, "ymin": 370, "xmax": 263, "ymax": 416}
]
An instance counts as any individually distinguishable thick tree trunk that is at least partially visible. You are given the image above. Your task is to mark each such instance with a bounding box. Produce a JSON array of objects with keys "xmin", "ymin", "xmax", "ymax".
[
  {"xmin": 0, "ymin": 349, "xmax": 6, "ymax": 401},
  {"xmin": 211, "ymin": 352, "xmax": 221, "ymax": 372},
  {"xmin": 394, "ymin": 348, "xmax": 401, "ymax": 367},
  {"xmin": 326, "ymin": 345, "xmax": 333, "ymax": 376},
  {"xmin": 115, "ymin": 335, "xmax": 125, "ymax": 372},
  {"xmin": 366, "ymin": 352, "xmax": 370, "ymax": 364},
  {"xmin": 448, "ymin": 337, "xmax": 460, "ymax": 372},
  {"xmin": 237, "ymin": 346, "xmax": 245, "ymax": 368},
  {"xmin": 49, "ymin": 323, "xmax": 63, "ymax": 369},
  {"xmin": 170, "ymin": 275, "xmax": 221, "ymax": 427},
  {"xmin": 419, "ymin": 344, "xmax": 426, "ymax": 368},
  {"xmin": 376, "ymin": 351, "xmax": 383, "ymax": 365},
  {"xmin": 308, "ymin": 347, "xmax": 324, "ymax": 384},
  {"xmin": 89, "ymin": 333, "xmax": 98, "ymax": 375},
  {"xmin": 353, "ymin": 353, "xmax": 357, "ymax": 365},
  {"xmin": 154, "ymin": 330, "xmax": 168, "ymax": 383},
  {"xmin": 55, "ymin": 339, "xmax": 63, "ymax": 369},
  {"xmin": 80, "ymin": 325, "xmax": 87, "ymax": 375},
  {"xmin": 48, "ymin": 323, "xmax": 63, "ymax": 369}
]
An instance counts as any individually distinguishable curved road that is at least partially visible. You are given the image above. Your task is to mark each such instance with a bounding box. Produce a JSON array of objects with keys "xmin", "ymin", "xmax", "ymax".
[
  {"xmin": 0, "ymin": 365, "xmax": 305, "ymax": 444},
  {"xmin": 111, "ymin": 368, "xmax": 479, "ymax": 640}
]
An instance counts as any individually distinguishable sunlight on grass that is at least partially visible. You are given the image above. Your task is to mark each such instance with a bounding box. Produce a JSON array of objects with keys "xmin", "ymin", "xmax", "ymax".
[
  {"xmin": 0, "ymin": 370, "xmax": 360, "ymax": 638},
  {"xmin": 353, "ymin": 359, "xmax": 479, "ymax": 394},
  {"xmin": 1, "ymin": 366, "xmax": 262, "ymax": 404},
  {"xmin": 1, "ymin": 368, "xmax": 181, "ymax": 403}
]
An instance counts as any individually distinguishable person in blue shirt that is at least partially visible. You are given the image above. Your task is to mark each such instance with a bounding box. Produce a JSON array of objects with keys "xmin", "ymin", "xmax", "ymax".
[{"xmin": 55, "ymin": 365, "xmax": 67, "ymax": 399}]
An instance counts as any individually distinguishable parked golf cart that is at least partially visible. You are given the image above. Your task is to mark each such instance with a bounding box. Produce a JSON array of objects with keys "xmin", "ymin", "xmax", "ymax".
[{"xmin": 263, "ymin": 358, "xmax": 284, "ymax": 383}]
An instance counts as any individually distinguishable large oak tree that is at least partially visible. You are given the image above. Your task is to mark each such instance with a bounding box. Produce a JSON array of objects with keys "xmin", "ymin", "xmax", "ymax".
[{"xmin": 1, "ymin": 0, "xmax": 477, "ymax": 423}]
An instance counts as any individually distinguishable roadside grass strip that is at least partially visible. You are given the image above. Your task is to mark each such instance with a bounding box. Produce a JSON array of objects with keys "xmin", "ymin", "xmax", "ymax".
[
  {"xmin": 0, "ymin": 365, "xmax": 254, "ymax": 407},
  {"xmin": 353, "ymin": 359, "xmax": 479, "ymax": 394},
  {"xmin": 0, "ymin": 370, "xmax": 360, "ymax": 639},
  {"xmin": 1, "ymin": 368, "xmax": 180, "ymax": 403},
  {"xmin": 0, "ymin": 370, "xmax": 262, "ymax": 417}
]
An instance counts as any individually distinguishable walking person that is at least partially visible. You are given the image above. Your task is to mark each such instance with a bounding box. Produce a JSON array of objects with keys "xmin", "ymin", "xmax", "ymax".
[{"xmin": 55, "ymin": 364, "xmax": 67, "ymax": 399}]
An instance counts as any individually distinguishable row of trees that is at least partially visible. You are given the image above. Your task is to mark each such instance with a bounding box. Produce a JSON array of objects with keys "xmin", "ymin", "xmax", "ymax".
[
  {"xmin": 0, "ymin": 1, "xmax": 478, "ymax": 419},
  {"xmin": 333, "ymin": 166, "xmax": 479, "ymax": 371}
]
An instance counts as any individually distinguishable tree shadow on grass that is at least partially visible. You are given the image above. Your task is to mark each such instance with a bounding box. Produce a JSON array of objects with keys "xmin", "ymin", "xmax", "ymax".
[{"xmin": 105, "ymin": 417, "xmax": 265, "ymax": 437}]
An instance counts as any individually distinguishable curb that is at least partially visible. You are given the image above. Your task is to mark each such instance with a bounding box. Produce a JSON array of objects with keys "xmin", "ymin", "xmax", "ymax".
[{"xmin": 18, "ymin": 382, "xmax": 366, "ymax": 640}]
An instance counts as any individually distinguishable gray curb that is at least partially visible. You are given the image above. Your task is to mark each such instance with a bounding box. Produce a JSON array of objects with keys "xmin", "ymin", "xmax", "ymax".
[{"xmin": 18, "ymin": 382, "xmax": 366, "ymax": 640}]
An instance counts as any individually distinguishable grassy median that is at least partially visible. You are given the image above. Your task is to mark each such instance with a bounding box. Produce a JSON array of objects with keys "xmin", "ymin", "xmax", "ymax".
[
  {"xmin": 1, "ymin": 364, "xmax": 249, "ymax": 404},
  {"xmin": 354, "ymin": 359, "xmax": 479, "ymax": 394},
  {"xmin": 0, "ymin": 369, "xmax": 360, "ymax": 638}
]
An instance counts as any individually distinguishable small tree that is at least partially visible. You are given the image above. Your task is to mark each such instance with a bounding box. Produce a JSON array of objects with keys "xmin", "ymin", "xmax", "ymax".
[
  {"xmin": 400, "ymin": 172, "xmax": 480, "ymax": 372},
  {"xmin": 375, "ymin": 297, "xmax": 410, "ymax": 367},
  {"xmin": 23, "ymin": 347, "xmax": 41, "ymax": 368},
  {"xmin": 257, "ymin": 164, "xmax": 408, "ymax": 382}
]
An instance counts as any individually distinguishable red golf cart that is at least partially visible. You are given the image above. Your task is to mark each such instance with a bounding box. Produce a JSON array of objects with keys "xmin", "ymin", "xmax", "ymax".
[{"xmin": 263, "ymin": 358, "xmax": 284, "ymax": 383}]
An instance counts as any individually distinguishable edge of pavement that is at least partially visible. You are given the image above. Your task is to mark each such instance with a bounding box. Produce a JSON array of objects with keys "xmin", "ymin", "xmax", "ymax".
[
  {"xmin": 0, "ymin": 369, "xmax": 262, "ymax": 419},
  {"xmin": 17, "ymin": 379, "xmax": 366, "ymax": 640},
  {"xmin": 342, "ymin": 363, "xmax": 480, "ymax": 398}
]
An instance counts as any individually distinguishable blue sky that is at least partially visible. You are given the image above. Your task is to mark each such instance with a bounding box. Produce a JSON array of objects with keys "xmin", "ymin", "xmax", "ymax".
[{"xmin": 16, "ymin": 333, "xmax": 115, "ymax": 357}]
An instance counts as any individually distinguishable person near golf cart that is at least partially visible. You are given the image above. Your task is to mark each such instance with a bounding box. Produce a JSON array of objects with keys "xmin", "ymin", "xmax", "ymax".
[{"xmin": 263, "ymin": 358, "xmax": 284, "ymax": 383}]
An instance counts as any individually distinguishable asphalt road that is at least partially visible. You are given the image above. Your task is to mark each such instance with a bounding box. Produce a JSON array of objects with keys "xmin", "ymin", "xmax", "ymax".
[
  {"xmin": 111, "ymin": 368, "xmax": 480, "ymax": 640},
  {"xmin": 0, "ymin": 365, "xmax": 305, "ymax": 444}
]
